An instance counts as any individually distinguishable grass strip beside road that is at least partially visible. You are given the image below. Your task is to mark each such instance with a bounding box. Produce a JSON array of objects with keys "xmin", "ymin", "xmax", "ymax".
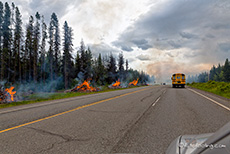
[
  {"xmin": 187, "ymin": 81, "xmax": 230, "ymax": 99},
  {"xmin": 0, "ymin": 86, "xmax": 147, "ymax": 109}
]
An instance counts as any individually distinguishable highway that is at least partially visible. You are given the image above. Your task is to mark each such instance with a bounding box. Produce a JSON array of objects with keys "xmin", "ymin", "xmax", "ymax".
[{"xmin": 0, "ymin": 85, "xmax": 230, "ymax": 154}]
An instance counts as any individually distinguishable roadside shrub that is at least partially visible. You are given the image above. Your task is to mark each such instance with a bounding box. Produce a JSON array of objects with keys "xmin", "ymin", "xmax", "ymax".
[{"xmin": 207, "ymin": 80, "xmax": 216, "ymax": 84}]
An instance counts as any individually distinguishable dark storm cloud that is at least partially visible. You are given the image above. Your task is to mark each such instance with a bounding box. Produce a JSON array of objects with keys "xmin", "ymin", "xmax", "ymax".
[
  {"xmin": 131, "ymin": 39, "xmax": 152, "ymax": 50},
  {"xmin": 113, "ymin": 38, "xmax": 152, "ymax": 51},
  {"xmin": 210, "ymin": 23, "xmax": 230, "ymax": 30},
  {"xmin": 218, "ymin": 43, "xmax": 230, "ymax": 52},
  {"xmin": 112, "ymin": 41, "xmax": 133, "ymax": 51},
  {"xmin": 114, "ymin": 0, "xmax": 213, "ymax": 50},
  {"xmin": 180, "ymin": 32, "xmax": 198, "ymax": 39},
  {"xmin": 113, "ymin": 0, "xmax": 230, "ymax": 65},
  {"xmin": 167, "ymin": 40, "xmax": 181, "ymax": 49}
]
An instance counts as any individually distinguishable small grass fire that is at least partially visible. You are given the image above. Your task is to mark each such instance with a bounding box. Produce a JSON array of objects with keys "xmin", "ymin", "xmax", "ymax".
[
  {"xmin": 0, "ymin": 86, "xmax": 16, "ymax": 103},
  {"xmin": 71, "ymin": 80, "xmax": 99, "ymax": 92}
]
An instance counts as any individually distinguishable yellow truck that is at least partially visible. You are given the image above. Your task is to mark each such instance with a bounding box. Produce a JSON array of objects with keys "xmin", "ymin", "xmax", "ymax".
[{"xmin": 171, "ymin": 73, "xmax": 186, "ymax": 88}]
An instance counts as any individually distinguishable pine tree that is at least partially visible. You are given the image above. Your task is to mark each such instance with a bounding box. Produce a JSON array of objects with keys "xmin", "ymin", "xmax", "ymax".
[
  {"xmin": 0, "ymin": 2, "xmax": 4, "ymax": 80},
  {"xmin": 48, "ymin": 13, "xmax": 61, "ymax": 81},
  {"xmin": 118, "ymin": 52, "xmax": 124, "ymax": 80},
  {"xmin": 75, "ymin": 51, "xmax": 81, "ymax": 78},
  {"xmin": 79, "ymin": 39, "xmax": 86, "ymax": 78},
  {"xmin": 40, "ymin": 15, "xmax": 47, "ymax": 83},
  {"xmin": 2, "ymin": 2, "xmax": 12, "ymax": 81},
  {"xmin": 85, "ymin": 47, "xmax": 93, "ymax": 80},
  {"xmin": 223, "ymin": 58, "xmax": 230, "ymax": 82},
  {"xmin": 209, "ymin": 65, "xmax": 216, "ymax": 81},
  {"xmin": 125, "ymin": 59, "xmax": 128, "ymax": 80},
  {"xmin": 107, "ymin": 53, "xmax": 117, "ymax": 83},
  {"xmin": 62, "ymin": 21, "xmax": 73, "ymax": 89},
  {"xmin": 52, "ymin": 13, "xmax": 60, "ymax": 80},
  {"xmin": 95, "ymin": 53, "xmax": 105, "ymax": 85},
  {"xmin": 214, "ymin": 64, "xmax": 222, "ymax": 81},
  {"xmin": 13, "ymin": 6, "xmax": 22, "ymax": 83},
  {"xmin": 125, "ymin": 59, "xmax": 128, "ymax": 71},
  {"xmin": 32, "ymin": 12, "xmax": 40, "ymax": 83},
  {"xmin": 48, "ymin": 15, "xmax": 54, "ymax": 81},
  {"xmin": 24, "ymin": 16, "xmax": 34, "ymax": 81}
]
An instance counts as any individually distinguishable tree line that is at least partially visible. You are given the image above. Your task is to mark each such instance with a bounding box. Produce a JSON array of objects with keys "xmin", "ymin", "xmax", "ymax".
[
  {"xmin": 0, "ymin": 2, "xmax": 150, "ymax": 90},
  {"xmin": 187, "ymin": 58, "xmax": 230, "ymax": 83}
]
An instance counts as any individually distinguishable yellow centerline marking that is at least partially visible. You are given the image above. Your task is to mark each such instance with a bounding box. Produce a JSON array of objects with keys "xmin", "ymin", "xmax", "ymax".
[
  {"xmin": 0, "ymin": 87, "xmax": 152, "ymax": 134},
  {"xmin": 188, "ymin": 88, "xmax": 230, "ymax": 112}
]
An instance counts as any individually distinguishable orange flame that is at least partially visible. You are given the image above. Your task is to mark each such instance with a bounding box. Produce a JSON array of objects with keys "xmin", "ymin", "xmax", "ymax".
[
  {"xmin": 112, "ymin": 80, "xmax": 121, "ymax": 87},
  {"xmin": 5, "ymin": 86, "xmax": 16, "ymax": 101},
  {"xmin": 72, "ymin": 80, "xmax": 97, "ymax": 92},
  {"xmin": 129, "ymin": 78, "xmax": 139, "ymax": 86}
]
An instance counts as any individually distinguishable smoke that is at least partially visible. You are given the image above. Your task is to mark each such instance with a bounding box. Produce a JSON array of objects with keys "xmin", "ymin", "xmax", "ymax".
[
  {"xmin": 0, "ymin": 81, "xmax": 7, "ymax": 91},
  {"xmin": 146, "ymin": 75, "xmax": 155, "ymax": 85},
  {"xmin": 77, "ymin": 72, "xmax": 84, "ymax": 81},
  {"xmin": 120, "ymin": 81, "xmax": 128, "ymax": 88},
  {"xmin": 15, "ymin": 76, "xmax": 64, "ymax": 93}
]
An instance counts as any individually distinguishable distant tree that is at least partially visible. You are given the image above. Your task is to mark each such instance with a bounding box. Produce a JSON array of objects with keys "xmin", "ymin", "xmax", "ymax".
[
  {"xmin": 118, "ymin": 52, "xmax": 124, "ymax": 80},
  {"xmin": 212, "ymin": 64, "xmax": 221, "ymax": 81},
  {"xmin": 219, "ymin": 70, "xmax": 225, "ymax": 81},
  {"xmin": 125, "ymin": 59, "xmax": 128, "ymax": 71},
  {"xmin": 223, "ymin": 58, "xmax": 230, "ymax": 82},
  {"xmin": 95, "ymin": 53, "xmax": 106, "ymax": 85},
  {"xmin": 198, "ymin": 72, "xmax": 208, "ymax": 83},
  {"xmin": 79, "ymin": 39, "xmax": 86, "ymax": 76},
  {"xmin": 106, "ymin": 53, "xmax": 117, "ymax": 83},
  {"xmin": 84, "ymin": 47, "xmax": 93, "ymax": 80},
  {"xmin": 209, "ymin": 65, "xmax": 216, "ymax": 81},
  {"xmin": 74, "ymin": 51, "xmax": 81, "ymax": 78}
]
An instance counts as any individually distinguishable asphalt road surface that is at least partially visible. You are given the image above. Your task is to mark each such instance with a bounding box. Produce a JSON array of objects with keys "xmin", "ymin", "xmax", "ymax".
[{"xmin": 1, "ymin": 85, "xmax": 230, "ymax": 154}]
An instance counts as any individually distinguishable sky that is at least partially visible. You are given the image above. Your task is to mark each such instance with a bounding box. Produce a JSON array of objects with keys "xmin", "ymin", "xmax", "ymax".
[{"xmin": 3, "ymin": 0, "xmax": 230, "ymax": 82}]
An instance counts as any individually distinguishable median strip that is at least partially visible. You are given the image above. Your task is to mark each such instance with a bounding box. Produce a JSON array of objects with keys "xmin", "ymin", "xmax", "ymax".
[
  {"xmin": 0, "ymin": 87, "xmax": 152, "ymax": 134},
  {"xmin": 188, "ymin": 88, "xmax": 230, "ymax": 112}
]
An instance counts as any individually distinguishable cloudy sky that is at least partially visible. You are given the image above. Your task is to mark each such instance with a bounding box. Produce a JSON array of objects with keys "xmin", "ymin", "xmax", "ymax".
[{"xmin": 3, "ymin": 0, "xmax": 230, "ymax": 82}]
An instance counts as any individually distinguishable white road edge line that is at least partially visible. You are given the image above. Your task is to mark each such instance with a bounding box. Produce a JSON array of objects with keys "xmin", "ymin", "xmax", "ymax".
[
  {"xmin": 153, "ymin": 97, "xmax": 161, "ymax": 106},
  {"xmin": 188, "ymin": 88, "xmax": 230, "ymax": 112}
]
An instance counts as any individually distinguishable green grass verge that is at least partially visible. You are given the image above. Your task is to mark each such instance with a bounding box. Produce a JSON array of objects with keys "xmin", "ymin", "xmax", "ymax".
[
  {"xmin": 0, "ymin": 86, "xmax": 146, "ymax": 109},
  {"xmin": 187, "ymin": 81, "xmax": 230, "ymax": 99}
]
